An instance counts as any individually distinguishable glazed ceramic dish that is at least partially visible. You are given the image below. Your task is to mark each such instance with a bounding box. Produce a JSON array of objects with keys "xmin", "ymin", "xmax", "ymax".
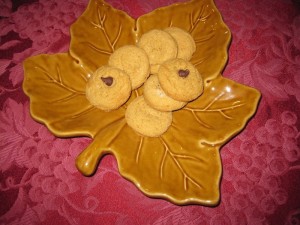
[{"xmin": 23, "ymin": 0, "xmax": 261, "ymax": 206}]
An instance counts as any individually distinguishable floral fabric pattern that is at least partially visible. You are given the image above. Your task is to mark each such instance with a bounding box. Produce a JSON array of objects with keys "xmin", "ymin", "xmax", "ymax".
[{"xmin": 0, "ymin": 0, "xmax": 299, "ymax": 224}]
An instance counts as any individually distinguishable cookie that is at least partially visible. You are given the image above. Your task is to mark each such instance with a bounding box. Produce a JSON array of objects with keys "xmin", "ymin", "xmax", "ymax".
[
  {"xmin": 125, "ymin": 96, "xmax": 172, "ymax": 137},
  {"xmin": 164, "ymin": 27, "xmax": 196, "ymax": 61},
  {"xmin": 158, "ymin": 58, "xmax": 203, "ymax": 102},
  {"xmin": 86, "ymin": 66, "xmax": 131, "ymax": 111},
  {"xmin": 108, "ymin": 45, "xmax": 150, "ymax": 90},
  {"xmin": 143, "ymin": 75, "xmax": 187, "ymax": 112},
  {"xmin": 137, "ymin": 29, "xmax": 178, "ymax": 74}
]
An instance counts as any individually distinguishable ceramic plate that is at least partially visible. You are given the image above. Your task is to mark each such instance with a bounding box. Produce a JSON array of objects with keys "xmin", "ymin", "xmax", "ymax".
[{"xmin": 23, "ymin": 0, "xmax": 261, "ymax": 206}]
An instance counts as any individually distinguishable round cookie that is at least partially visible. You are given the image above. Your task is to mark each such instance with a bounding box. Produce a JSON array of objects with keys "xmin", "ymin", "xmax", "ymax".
[
  {"xmin": 108, "ymin": 45, "xmax": 150, "ymax": 89},
  {"xmin": 164, "ymin": 27, "xmax": 196, "ymax": 61},
  {"xmin": 137, "ymin": 29, "xmax": 178, "ymax": 74},
  {"xmin": 125, "ymin": 96, "xmax": 172, "ymax": 137},
  {"xmin": 86, "ymin": 66, "xmax": 131, "ymax": 111},
  {"xmin": 158, "ymin": 58, "xmax": 203, "ymax": 102},
  {"xmin": 144, "ymin": 75, "xmax": 187, "ymax": 112}
]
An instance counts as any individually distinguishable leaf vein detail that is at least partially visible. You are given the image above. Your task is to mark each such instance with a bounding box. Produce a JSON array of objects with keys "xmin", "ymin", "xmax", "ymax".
[
  {"xmin": 159, "ymin": 137, "xmax": 204, "ymax": 191},
  {"xmin": 184, "ymin": 92, "xmax": 245, "ymax": 126},
  {"xmin": 34, "ymin": 66, "xmax": 85, "ymax": 95},
  {"xmin": 189, "ymin": 5, "xmax": 213, "ymax": 34},
  {"xmin": 135, "ymin": 136, "xmax": 144, "ymax": 163}
]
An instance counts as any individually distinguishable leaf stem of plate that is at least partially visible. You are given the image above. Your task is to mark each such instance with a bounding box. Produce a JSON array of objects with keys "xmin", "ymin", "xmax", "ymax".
[
  {"xmin": 75, "ymin": 138, "xmax": 109, "ymax": 176},
  {"xmin": 75, "ymin": 118, "xmax": 126, "ymax": 176}
]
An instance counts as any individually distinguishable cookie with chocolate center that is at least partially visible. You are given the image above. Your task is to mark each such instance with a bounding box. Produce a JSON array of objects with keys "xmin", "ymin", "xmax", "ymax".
[
  {"xmin": 157, "ymin": 58, "xmax": 203, "ymax": 102},
  {"xmin": 86, "ymin": 66, "xmax": 131, "ymax": 111}
]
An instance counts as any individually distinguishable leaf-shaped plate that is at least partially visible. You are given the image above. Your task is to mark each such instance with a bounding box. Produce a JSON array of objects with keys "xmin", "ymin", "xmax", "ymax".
[{"xmin": 23, "ymin": 0, "xmax": 261, "ymax": 206}]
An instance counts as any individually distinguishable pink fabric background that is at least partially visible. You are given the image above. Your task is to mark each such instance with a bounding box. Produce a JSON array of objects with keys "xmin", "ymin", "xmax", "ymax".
[{"xmin": 0, "ymin": 0, "xmax": 300, "ymax": 224}]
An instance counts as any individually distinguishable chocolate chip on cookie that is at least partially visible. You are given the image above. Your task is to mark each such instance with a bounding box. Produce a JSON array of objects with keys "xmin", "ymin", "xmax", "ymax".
[
  {"xmin": 158, "ymin": 58, "xmax": 203, "ymax": 102},
  {"xmin": 86, "ymin": 66, "xmax": 131, "ymax": 111}
]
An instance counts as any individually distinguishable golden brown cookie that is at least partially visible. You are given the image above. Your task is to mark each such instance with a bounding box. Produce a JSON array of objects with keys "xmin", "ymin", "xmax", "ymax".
[
  {"xmin": 86, "ymin": 66, "xmax": 131, "ymax": 111},
  {"xmin": 108, "ymin": 45, "xmax": 150, "ymax": 90},
  {"xmin": 125, "ymin": 96, "xmax": 172, "ymax": 137},
  {"xmin": 137, "ymin": 29, "xmax": 178, "ymax": 74},
  {"xmin": 143, "ymin": 75, "xmax": 187, "ymax": 112},
  {"xmin": 164, "ymin": 27, "xmax": 196, "ymax": 61},
  {"xmin": 158, "ymin": 58, "xmax": 203, "ymax": 102}
]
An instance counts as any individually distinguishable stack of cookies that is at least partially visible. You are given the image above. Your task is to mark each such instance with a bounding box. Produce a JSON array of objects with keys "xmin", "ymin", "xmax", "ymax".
[{"xmin": 85, "ymin": 27, "xmax": 203, "ymax": 137}]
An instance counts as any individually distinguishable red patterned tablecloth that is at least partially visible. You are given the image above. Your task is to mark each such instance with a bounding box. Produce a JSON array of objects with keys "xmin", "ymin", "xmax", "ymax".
[{"xmin": 0, "ymin": 0, "xmax": 299, "ymax": 224}]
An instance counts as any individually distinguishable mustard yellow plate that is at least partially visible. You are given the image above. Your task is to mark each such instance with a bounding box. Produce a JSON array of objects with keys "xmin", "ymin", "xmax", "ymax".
[{"xmin": 23, "ymin": 0, "xmax": 261, "ymax": 206}]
